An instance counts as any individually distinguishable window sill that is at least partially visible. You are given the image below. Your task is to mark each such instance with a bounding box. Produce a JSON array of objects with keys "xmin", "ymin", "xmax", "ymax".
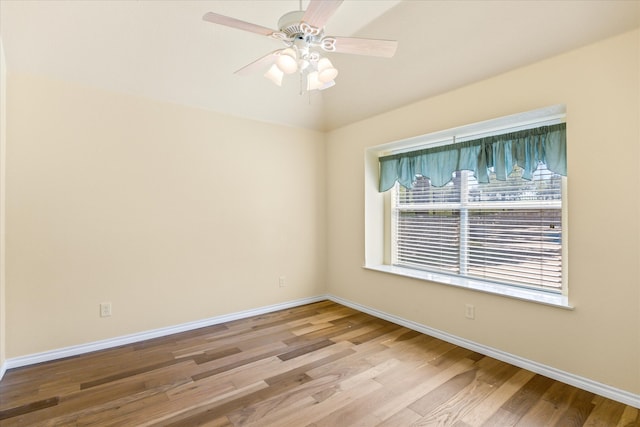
[{"xmin": 363, "ymin": 264, "xmax": 574, "ymax": 310}]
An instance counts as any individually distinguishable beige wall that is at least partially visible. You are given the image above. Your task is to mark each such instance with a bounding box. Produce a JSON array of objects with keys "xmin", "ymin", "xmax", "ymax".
[
  {"xmin": 6, "ymin": 75, "xmax": 326, "ymax": 357},
  {"xmin": 0, "ymin": 38, "xmax": 6, "ymax": 367},
  {"xmin": 326, "ymin": 30, "xmax": 640, "ymax": 394}
]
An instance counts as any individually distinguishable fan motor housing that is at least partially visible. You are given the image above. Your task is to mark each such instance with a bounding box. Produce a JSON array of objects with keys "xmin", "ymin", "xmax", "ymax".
[{"xmin": 278, "ymin": 10, "xmax": 306, "ymax": 38}]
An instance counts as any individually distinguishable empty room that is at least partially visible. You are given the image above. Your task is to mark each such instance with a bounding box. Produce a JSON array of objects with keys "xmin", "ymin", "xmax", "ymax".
[{"xmin": 0, "ymin": 0, "xmax": 639, "ymax": 425}]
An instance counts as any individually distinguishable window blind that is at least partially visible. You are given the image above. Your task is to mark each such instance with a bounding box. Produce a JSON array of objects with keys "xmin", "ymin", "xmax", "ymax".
[{"xmin": 393, "ymin": 166, "xmax": 562, "ymax": 291}]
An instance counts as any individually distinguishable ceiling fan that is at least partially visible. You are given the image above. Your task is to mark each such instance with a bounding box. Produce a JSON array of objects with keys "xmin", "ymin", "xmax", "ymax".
[{"xmin": 202, "ymin": 0, "xmax": 398, "ymax": 91}]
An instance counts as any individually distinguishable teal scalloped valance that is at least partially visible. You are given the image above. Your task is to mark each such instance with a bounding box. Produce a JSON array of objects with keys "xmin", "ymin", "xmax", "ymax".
[{"xmin": 379, "ymin": 123, "xmax": 566, "ymax": 192}]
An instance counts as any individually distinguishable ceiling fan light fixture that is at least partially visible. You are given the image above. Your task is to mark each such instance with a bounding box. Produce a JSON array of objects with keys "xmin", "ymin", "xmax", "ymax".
[
  {"xmin": 306, "ymin": 71, "xmax": 322, "ymax": 91},
  {"xmin": 203, "ymin": 0, "xmax": 398, "ymax": 93},
  {"xmin": 319, "ymin": 80, "xmax": 336, "ymax": 91},
  {"xmin": 319, "ymin": 68, "xmax": 338, "ymax": 83},
  {"xmin": 264, "ymin": 64, "xmax": 284, "ymax": 86},
  {"xmin": 298, "ymin": 59, "xmax": 310, "ymax": 71},
  {"xmin": 276, "ymin": 48, "xmax": 298, "ymax": 74},
  {"xmin": 317, "ymin": 57, "xmax": 333, "ymax": 71},
  {"xmin": 317, "ymin": 57, "xmax": 338, "ymax": 83}
]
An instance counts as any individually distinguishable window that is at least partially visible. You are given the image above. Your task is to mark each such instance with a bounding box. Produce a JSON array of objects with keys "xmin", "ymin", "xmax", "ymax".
[
  {"xmin": 391, "ymin": 164, "xmax": 563, "ymax": 293},
  {"xmin": 364, "ymin": 106, "xmax": 569, "ymax": 306}
]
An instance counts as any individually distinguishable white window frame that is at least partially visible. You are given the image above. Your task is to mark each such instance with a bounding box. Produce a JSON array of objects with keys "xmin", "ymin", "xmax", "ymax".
[{"xmin": 363, "ymin": 105, "xmax": 572, "ymax": 309}]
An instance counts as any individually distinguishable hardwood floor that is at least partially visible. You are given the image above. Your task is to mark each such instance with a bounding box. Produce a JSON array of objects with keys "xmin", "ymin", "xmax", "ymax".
[{"xmin": 0, "ymin": 300, "xmax": 637, "ymax": 426}]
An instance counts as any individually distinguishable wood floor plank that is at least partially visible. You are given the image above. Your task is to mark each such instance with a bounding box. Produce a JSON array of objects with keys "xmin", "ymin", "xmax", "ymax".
[
  {"xmin": 164, "ymin": 344, "xmax": 361, "ymax": 426},
  {"xmin": 0, "ymin": 300, "xmax": 636, "ymax": 426},
  {"xmin": 244, "ymin": 377, "xmax": 382, "ymax": 427},
  {"xmin": 584, "ymin": 395, "xmax": 628, "ymax": 426},
  {"xmin": 616, "ymin": 405, "xmax": 640, "ymax": 426},
  {"xmin": 80, "ymin": 358, "xmax": 183, "ymax": 390},
  {"xmin": 368, "ymin": 355, "xmax": 477, "ymax": 423},
  {"xmin": 163, "ymin": 373, "xmax": 313, "ymax": 426},
  {"xmin": 0, "ymin": 397, "xmax": 59, "ymax": 421},
  {"xmin": 552, "ymin": 387, "xmax": 596, "ymax": 426},
  {"xmin": 307, "ymin": 358, "xmax": 416, "ymax": 427},
  {"xmin": 409, "ymin": 367, "xmax": 479, "ymax": 416},
  {"xmin": 408, "ymin": 357, "xmax": 522, "ymax": 426},
  {"xmin": 457, "ymin": 368, "xmax": 536, "ymax": 426},
  {"xmin": 385, "ymin": 333, "xmax": 454, "ymax": 364},
  {"xmin": 224, "ymin": 373, "xmax": 338, "ymax": 425},
  {"xmin": 375, "ymin": 407, "xmax": 423, "ymax": 427},
  {"xmin": 277, "ymin": 338, "xmax": 335, "ymax": 361},
  {"xmin": 480, "ymin": 373, "xmax": 557, "ymax": 426},
  {"xmin": 231, "ymin": 347, "xmax": 396, "ymax": 424},
  {"xmin": 191, "ymin": 347, "xmax": 244, "ymax": 365},
  {"xmin": 263, "ymin": 345, "xmax": 356, "ymax": 386},
  {"xmin": 304, "ymin": 342, "xmax": 391, "ymax": 382},
  {"xmin": 516, "ymin": 381, "xmax": 585, "ymax": 426},
  {"xmin": 172, "ymin": 325, "xmax": 296, "ymax": 360},
  {"xmin": 325, "ymin": 321, "xmax": 383, "ymax": 343},
  {"xmin": 0, "ymin": 359, "xmax": 198, "ymax": 426},
  {"xmin": 24, "ymin": 380, "xmax": 191, "ymax": 427},
  {"xmin": 135, "ymin": 381, "xmax": 269, "ymax": 427},
  {"xmin": 348, "ymin": 322, "xmax": 403, "ymax": 345},
  {"xmin": 191, "ymin": 341, "xmax": 289, "ymax": 381},
  {"xmin": 293, "ymin": 321, "xmax": 367, "ymax": 342},
  {"xmin": 324, "ymin": 354, "xmax": 442, "ymax": 425}
]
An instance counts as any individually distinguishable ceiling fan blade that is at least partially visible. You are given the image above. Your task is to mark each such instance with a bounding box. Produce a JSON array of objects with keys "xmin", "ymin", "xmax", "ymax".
[
  {"xmin": 302, "ymin": 0, "xmax": 344, "ymax": 29},
  {"xmin": 203, "ymin": 12, "xmax": 276, "ymax": 36},
  {"xmin": 328, "ymin": 37, "xmax": 398, "ymax": 58},
  {"xmin": 234, "ymin": 51, "xmax": 279, "ymax": 76}
]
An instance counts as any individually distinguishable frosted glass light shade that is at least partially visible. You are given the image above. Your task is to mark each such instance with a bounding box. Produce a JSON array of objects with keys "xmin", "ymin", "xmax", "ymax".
[
  {"xmin": 319, "ymin": 67, "xmax": 338, "ymax": 83},
  {"xmin": 306, "ymin": 71, "xmax": 322, "ymax": 91},
  {"xmin": 264, "ymin": 64, "xmax": 284, "ymax": 86},
  {"xmin": 317, "ymin": 57, "xmax": 333, "ymax": 71},
  {"xmin": 319, "ymin": 80, "xmax": 336, "ymax": 91},
  {"xmin": 317, "ymin": 57, "xmax": 338, "ymax": 83},
  {"xmin": 277, "ymin": 48, "xmax": 298, "ymax": 74}
]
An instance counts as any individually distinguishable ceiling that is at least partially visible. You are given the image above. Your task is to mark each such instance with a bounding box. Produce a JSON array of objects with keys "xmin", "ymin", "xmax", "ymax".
[{"xmin": 1, "ymin": 0, "xmax": 638, "ymax": 131}]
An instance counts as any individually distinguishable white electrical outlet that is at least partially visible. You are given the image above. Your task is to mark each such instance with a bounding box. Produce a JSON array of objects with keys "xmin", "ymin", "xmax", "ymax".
[
  {"xmin": 279, "ymin": 276, "xmax": 286, "ymax": 287},
  {"xmin": 464, "ymin": 304, "xmax": 475, "ymax": 320},
  {"xmin": 100, "ymin": 302, "xmax": 112, "ymax": 317}
]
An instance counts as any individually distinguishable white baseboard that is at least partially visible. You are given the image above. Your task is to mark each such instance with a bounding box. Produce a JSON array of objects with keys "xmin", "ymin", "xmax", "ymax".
[
  {"xmin": 3, "ymin": 295, "xmax": 327, "ymax": 372},
  {"xmin": 2, "ymin": 293, "xmax": 639, "ymax": 409},
  {"xmin": 326, "ymin": 294, "xmax": 640, "ymax": 409}
]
